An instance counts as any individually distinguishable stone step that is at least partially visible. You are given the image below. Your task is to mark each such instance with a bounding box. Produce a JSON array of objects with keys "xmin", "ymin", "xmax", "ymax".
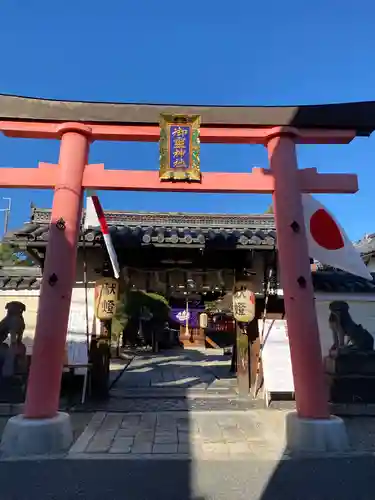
[{"xmin": 110, "ymin": 391, "xmax": 239, "ymax": 400}]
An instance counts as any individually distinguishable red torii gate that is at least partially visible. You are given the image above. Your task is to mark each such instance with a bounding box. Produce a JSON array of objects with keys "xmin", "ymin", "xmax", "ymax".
[{"xmin": 0, "ymin": 97, "xmax": 363, "ymax": 455}]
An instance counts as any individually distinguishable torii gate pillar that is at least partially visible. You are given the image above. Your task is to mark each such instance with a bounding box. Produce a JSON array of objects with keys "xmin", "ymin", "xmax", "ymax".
[
  {"xmin": 267, "ymin": 130, "xmax": 348, "ymax": 453},
  {"xmin": 24, "ymin": 124, "xmax": 91, "ymax": 418},
  {"xmin": 267, "ymin": 131, "xmax": 329, "ymax": 419},
  {"xmin": 1, "ymin": 124, "xmax": 91, "ymax": 457}
]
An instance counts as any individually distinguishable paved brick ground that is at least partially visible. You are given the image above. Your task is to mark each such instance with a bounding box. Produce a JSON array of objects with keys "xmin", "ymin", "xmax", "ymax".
[
  {"xmin": 68, "ymin": 409, "xmax": 375, "ymax": 460},
  {"xmin": 69, "ymin": 351, "xmax": 375, "ymax": 459},
  {"xmin": 2, "ymin": 350, "xmax": 372, "ymax": 463},
  {"xmin": 69, "ymin": 351, "xmax": 287, "ymax": 459},
  {"xmin": 69, "ymin": 410, "xmax": 283, "ymax": 460}
]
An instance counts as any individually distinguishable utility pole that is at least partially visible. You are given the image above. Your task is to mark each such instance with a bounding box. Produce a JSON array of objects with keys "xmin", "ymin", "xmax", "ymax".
[
  {"xmin": 0, "ymin": 197, "xmax": 11, "ymax": 239},
  {"xmin": 185, "ymin": 295, "xmax": 189, "ymax": 337},
  {"xmin": 2, "ymin": 197, "xmax": 11, "ymax": 236}
]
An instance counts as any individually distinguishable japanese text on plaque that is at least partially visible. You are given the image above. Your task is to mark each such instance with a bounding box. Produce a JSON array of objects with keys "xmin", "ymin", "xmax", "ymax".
[
  {"xmin": 169, "ymin": 125, "xmax": 191, "ymax": 169},
  {"xmin": 94, "ymin": 277, "xmax": 119, "ymax": 320}
]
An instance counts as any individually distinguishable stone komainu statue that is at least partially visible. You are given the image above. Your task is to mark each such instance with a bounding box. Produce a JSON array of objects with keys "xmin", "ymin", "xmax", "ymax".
[
  {"xmin": 0, "ymin": 302, "xmax": 27, "ymax": 378},
  {"xmin": 0, "ymin": 301, "xmax": 26, "ymax": 345},
  {"xmin": 329, "ymin": 301, "xmax": 374, "ymax": 353}
]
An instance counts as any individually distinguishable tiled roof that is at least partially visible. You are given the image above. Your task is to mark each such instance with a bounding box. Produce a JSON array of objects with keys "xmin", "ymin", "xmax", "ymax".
[
  {"xmin": 0, "ymin": 266, "xmax": 374, "ymax": 295},
  {"xmin": 5, "ymin": 208, "xmax": 277, "ymax": 250},
  {"xmin": 312, "ymin": 270, "xmax": 375, "ymax": 294},
  {"xmin": 354, "ymin": 234, "xmax": 375, "ymax": 257},
  {"xmin": 3, "ymin": 207, "xmax": 375, "ymax": 295},
  {"xmin": 0, "ymin": 266, "xmax": 42, "ymax": 291}
]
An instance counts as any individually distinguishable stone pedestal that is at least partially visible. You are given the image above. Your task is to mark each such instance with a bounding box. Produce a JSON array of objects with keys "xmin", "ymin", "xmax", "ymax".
[
  {"xmin": 325, "ymin": 352, "xmax": 375, "ymax": 403},
  {"xmin": 286, "ymin": 411, "xmax": 348, "ymax": 454},
  {"xmin": 0, "ymin": 412, "xmax": 73, "ymax": 457}
]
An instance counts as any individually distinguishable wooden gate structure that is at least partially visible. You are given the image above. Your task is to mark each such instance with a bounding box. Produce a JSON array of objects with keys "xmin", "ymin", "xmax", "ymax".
[{"xmin": 0, "ymin": 94, "xmax": 373, "ymax": 427}]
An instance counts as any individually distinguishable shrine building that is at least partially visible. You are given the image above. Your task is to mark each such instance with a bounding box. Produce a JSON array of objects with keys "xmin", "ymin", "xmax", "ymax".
[{"xmin": 3, "ymin": 206, "xmax": 375, "ymax": 364}]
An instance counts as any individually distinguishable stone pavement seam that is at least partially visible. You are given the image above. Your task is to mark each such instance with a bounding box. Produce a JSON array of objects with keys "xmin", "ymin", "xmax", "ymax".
[
  {"xmin": 2, "ymin": 449, "xmax": 374, "ymax": 463},
  {"xmin": 0, "ymin": 453, "xmax": 68, "ymax": 462},
  {"xmin": 64, "ymin": 450, "xmax": 375, "ymax": 461},
  {"xmin": 79, "ymin": 410, "xmax": 264, "ymax": 417},
  {"xmin": 69, "ymin": 412, "xmax": 107, "ymax": 454},
  {"xmin": 66, "ymin": 452, "xmax": 280, "ymax": 461}
]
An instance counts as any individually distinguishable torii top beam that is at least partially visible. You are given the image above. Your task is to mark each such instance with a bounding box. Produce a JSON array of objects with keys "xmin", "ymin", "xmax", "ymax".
[
  {"xmin": 0, "ymin": 95, "xmax": 363, "ymax": 194},
  {"xmin": 0, "ymin": 163, "xmax": 358, "ymax": 193},
  {"xmin": 0, "ymin": 93, "xmax": 375, "ymax": 135}
]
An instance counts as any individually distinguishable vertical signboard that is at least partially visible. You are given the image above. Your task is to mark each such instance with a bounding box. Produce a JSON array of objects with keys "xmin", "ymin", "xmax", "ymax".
[{"xmin": 260, "ymin": 319, "xmax": 294, "ymax": 405}]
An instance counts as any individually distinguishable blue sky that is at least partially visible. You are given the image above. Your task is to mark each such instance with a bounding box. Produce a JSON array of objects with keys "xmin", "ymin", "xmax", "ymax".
[{"xmin": 0, "ymin": 0, "xmax": 374, "ymax": 240}]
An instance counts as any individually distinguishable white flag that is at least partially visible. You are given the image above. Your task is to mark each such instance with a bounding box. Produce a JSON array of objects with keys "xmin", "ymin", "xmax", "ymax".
[{"xmin": 302, "ymin": 194, "xmax": 372, "ymax": 281}]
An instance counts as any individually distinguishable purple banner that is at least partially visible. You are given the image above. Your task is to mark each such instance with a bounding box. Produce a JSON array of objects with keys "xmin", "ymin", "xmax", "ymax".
[{"xmin": 170, "ymin": 308, "xmax": 204, "ymax": 328}]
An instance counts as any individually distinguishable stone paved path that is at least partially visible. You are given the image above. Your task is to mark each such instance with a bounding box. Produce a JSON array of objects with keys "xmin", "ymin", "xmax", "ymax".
[
  {"xmin": 76, "ymin": 350, "xmax": 295, "ymax": 413},
  {"xmin": 110, "ymin": 350, "xmax": 236, "ymax": 395},
  {"xmin": 69, "ymin": 410, "xmax": 285, "ymax": 460},
  {"xmin": 71, "ymin": 350, "xmax": 286, "ymax": 458},
  {"xmin": 69, "ymin": 409, "xmax": 375, "ymax": 460},
  {"xmin": 70, "ymin": 350, "xmax": 375, "ymax": 461}
]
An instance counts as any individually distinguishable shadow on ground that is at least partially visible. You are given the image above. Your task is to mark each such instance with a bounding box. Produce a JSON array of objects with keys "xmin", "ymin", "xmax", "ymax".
[
  {"xmin": 0, "ymin": 455, "xmax": 375, "ymax": 499},
  {"xmin": 71, "ymin": 348, "xmax": 255, "ymax": 413},
  {"xmin": 258, "ymin": 455, "xmax": 375, "ymax": 500},
  {"xmin": 0, "ymin": 459, "xmax": 206, "ymax": 500}
]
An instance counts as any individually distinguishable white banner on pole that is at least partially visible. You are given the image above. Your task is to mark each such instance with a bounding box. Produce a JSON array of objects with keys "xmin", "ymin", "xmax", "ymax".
[
  {"xmin": 260, "ymin": 319, "xmax": 294, "ymax": 405},
  {"xmin": 65, "ymin": 288, "xmax": 94, "ymax": 375}
]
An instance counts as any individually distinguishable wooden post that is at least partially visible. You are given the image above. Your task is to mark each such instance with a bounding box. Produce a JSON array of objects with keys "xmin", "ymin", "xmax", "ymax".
[
  {"xmin": 248, "ymin": 319, "xmax": 261, "ymax": 394},
  {"xmin": 91, "ymin": 269, "xmax": 117, "ymax": 400},
  {"xmin": 236, "ymin": 321, "xmax": 250, "ymax": 397},
  {"xmin": 90, "ymin": 319, "xmax": 111, "ymax": 399},
  {"xmin": 232, "ymin": 287, "xmax": 255, "ymax": 397},
  {"xmin": 151, "ymin": 329, "xmax": 158, "ymax": 353}
]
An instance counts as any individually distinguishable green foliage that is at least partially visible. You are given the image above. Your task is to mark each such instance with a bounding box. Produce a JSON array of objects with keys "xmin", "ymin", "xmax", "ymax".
[
  {"xmin": 111, "ymin": 290, "xmax": 170, "ymax": 343},
  {"xmin": 204, "ymin": 301, "xmax": 220, "ymax": 313},
  {"xmin": 0, "ymin": 243, "xmax": 35, "ymax": 266},
  {"xmin": 125, "ymin": 290, "xmax": 170, "ymax": 322},
  {"xmin": 265, "ymin": 204, "xmax": 274, "ymax": 214},
  {"xmin": 111, "ymin": 296, "xmax": 128, "ymax": 341}
]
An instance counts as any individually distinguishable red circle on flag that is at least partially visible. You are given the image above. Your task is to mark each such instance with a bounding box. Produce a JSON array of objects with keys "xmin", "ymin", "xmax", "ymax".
[{"xmin": 309, "ymin": 209, "xmax": 344, "ymax": 250}]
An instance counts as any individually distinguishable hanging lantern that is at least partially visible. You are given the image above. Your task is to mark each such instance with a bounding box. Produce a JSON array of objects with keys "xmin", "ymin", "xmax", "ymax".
[
  {"xmin": 232, "ymin": 289, "xmax": 256, "ymax": 323},
  {"xmin": 199, "ymin": 312, "xmax": 208, "ymax": 329},
  {"xmin": 94, "ymin": 277, "xmax": 119, "ymax": 320}
]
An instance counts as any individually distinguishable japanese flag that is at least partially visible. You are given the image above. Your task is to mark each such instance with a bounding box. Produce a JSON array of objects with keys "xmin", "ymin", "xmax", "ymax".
[
  {"xmin": 84, "ymin": 190, "xmax": 120, "ymax": 279},
  {"xmin": 302, "ymin": 194, "xmax": 372, "ymax": 281}
]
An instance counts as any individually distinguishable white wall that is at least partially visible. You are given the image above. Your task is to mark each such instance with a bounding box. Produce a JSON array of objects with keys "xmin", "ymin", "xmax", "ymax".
[
  {"xmin": 0, "ymin": 285, "xmax": 97, "ymax": 356},
  {"xmin": 367, "ymin": 257, "xmax": 375, "ymax": 273},
  {"xmin": 2, "ymin": 284, "xmax": 375, "ymax": 362},
  {"xmin": 0, "ymin": 290, "xmax": 39, "ymax": 355}
]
